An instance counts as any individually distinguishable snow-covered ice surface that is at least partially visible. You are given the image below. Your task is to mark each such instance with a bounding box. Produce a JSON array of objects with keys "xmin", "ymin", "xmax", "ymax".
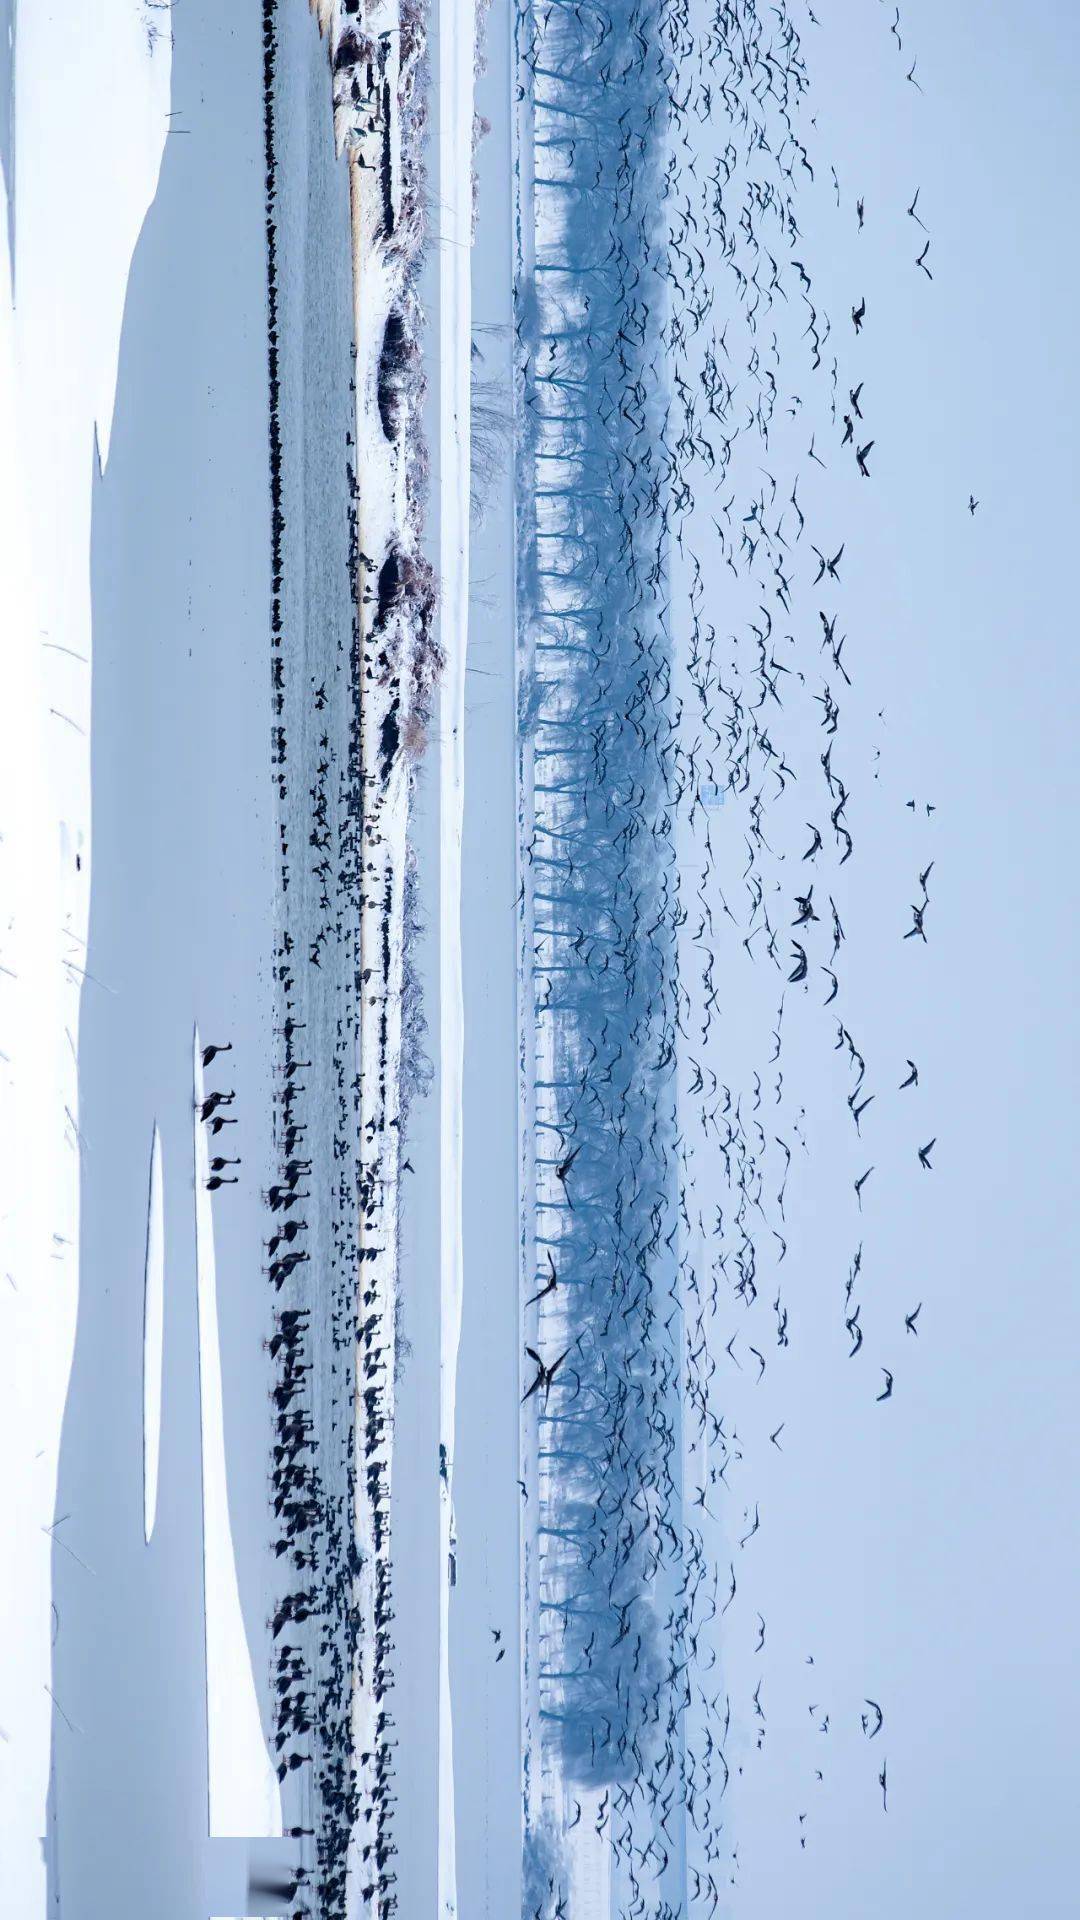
[
  {"xmin": 142, "ymin": 1123, "xmax": 165, "ymax": 1545},
  {"xmin": 0, "ymin": 5, "xmax": 170, "ymax": 1910},
  {"xmin": 264, "ymin": 3, "xmax": 442, "ymax": 1910},
  {"xmin": 435, "ymin": 0, "xmax": 475, "ymax": 1908},
  {"xmin": 194, "ymin": 1034, "xmax": 283, "ymax": 1839}
]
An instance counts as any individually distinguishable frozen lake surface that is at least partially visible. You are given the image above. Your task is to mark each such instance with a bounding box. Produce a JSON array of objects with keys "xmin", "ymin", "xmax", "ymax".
[{"xmin": 142, "ymin": 1124, "xmax": 164, "ymax": 1546}]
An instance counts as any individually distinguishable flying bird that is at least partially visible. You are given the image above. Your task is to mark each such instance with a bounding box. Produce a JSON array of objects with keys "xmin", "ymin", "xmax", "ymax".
[
  {"xmin": 854, "ymin": 1167, "xmax": 874, "ymax": 1209},
  {"xmin": 918, "ymin": 1138, "xmax": 935, "ymax": 1169},
  {"xmin": 877, "ymin": 1369, "xmax": 894, "ymax": 1402},
  {"xmin": 555, "ymin": 1144, "xmax": 581, "ymax": 1189},
  {"xmin": 521, "ymin": 1346, "xmax": 572, "ymax": 1406},
  {"xmin": 907, "ymin": 187, "xmax": 927, "ymax": 230},
  {"xmin": 525, "ymin": 1250, "xmax": 559, "ymax": 1309},
  {"xmin": 856, "ymin": 441, "xmax": 874, "ymax": 478},
  {"xmin": 905, "ymin": 1303, "xmax": 922, "ymax": 1335},
  {"xmin": 851, "ymin": 296, "xmax": 866, "ymax": 332},
  {"xmin": 898, "ymin": 1059, "xmax": 918, "ymax": 1089},
  {"xmin": 862, "ymin": 1699, "xmax": 884, "ymax": 1738},
  {"xmin": 968, "ymin": 494, "xmax": 979, "ymax": 515},
  {"xmin": 916, "ymin": 239, "xmax": 932, "ymax": 279}
]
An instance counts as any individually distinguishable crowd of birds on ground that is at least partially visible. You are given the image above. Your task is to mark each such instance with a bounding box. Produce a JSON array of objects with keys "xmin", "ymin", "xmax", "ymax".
[
  {"xmin": 515, "ymin": 0, "xmax": 953, "ymax": 1912},
  {"xmin": 252, "ymin": 3, "xmax": 442, "ymax": 1912}
]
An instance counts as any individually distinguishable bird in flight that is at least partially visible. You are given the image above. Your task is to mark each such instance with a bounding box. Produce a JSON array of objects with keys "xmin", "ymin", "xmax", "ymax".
[
  {"xmin": 555, "ymin": 1144, "xmax": 581, "ymax": 1192},
  {"xmin": 862, "ymin": 1699, "xmax": 884, "ymax": 1738},
  {"xmin": 907, "ymin": 187, "xmax": 927, "ymax": 230},
  {"xmin": 906, "ymin": 58, "xmax": 922, "ymax": 90},
  {"xmin": 877, "ymin": 1369, "xmax": 894, "ymax": 1402},
  {"xmin": 968, "ymin": 494, "xmax": 979, "ymax": 515},
  {"xmin": 916, "ymin": 239, "xmax": 932, "ymax": 280},
  {"xmin": 856, "ymin": 441, "xmax": 874, "ymax": 478},
  {"xmin": 899, "ymin": 1059, "xmax": 918, "ymax": 1089},
  {"xmin": 879, "ymin": 1762, "xmax": 889, "ymax": 1810},
  {"xmin": 856, "ymin": 197, "xmax": 865, "ymax": 229},
  {"xmin": 525, "ymin": 1250, "xmax": 558, "ymax": 1309},
  {"xmin": 769, "ymin": 1423, "xmax": 785, "ymax": 1450},
  {"xmin": 521, "ymin": 1345, "xmax": 572, "ymax": 1406},
  {"xmin": 905, "ymin": 1303, "xmax": 922, "ymax": 1335},
  {"xmin": 854, "ymin": 1167, "xmax": 874, "ymax": 1209},
  {"xmin": 849, "ymin": 382, "xmax": 863, "ymax": 417},
  {"xmin": 851, "ymin": 296, "xmax": 866, "ymax": 332},
  {"xmin": 918, "ymin": 1138, "xmax": 935, "ymax": 1170}
]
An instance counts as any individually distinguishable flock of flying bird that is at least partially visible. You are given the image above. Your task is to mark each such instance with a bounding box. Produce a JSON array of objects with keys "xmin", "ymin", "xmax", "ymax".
[{"xmin": 513, "ymin": 0, "xmax": 961, "ymax": 1908}]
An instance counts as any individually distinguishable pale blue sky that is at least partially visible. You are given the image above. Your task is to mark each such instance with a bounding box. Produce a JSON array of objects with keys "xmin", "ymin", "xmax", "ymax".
[{"xmin": 669, "ymin": 0, "xmax": 1080, "ymax": 1912}]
